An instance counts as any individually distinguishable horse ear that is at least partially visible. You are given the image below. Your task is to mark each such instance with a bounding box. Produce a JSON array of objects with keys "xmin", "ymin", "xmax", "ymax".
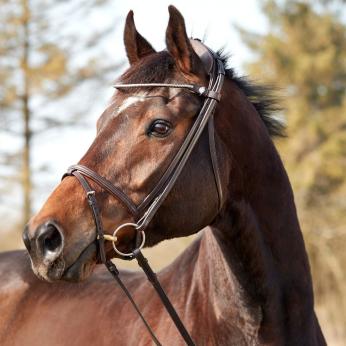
[
  {"xmin": 165, "ymin": 6, "xmax": 204, "ymax": 76},
  {"xmin": 124, "ymin": 10, "xmax": 156, "ymax": 65}
]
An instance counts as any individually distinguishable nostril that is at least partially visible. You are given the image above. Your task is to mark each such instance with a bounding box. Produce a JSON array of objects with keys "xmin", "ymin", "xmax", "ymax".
[
  {"xmin": 44, "ymin": 227, "xmax": 61, "ymax": 252},
  {"xmin": 38, "ymin": 222, "xmax": 63, "ymax": 257}
]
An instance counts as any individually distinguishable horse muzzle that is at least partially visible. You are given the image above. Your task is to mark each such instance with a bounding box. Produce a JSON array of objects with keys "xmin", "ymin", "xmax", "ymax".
[
  {"xmin": 23, "ymin": 221, "xmax": 96, "ymax": 282},
  {"xmin": 23, "ymin": 221, "xmax": 65, "ymax": 281}
]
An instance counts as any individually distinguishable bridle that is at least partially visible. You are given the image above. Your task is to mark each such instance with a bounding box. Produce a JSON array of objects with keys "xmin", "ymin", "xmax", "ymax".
[
  {"xmin": 63, "ymin": 40, "xmax": 225, "ymax": 345},
  {"xmin": 64, "ymin": 40, "xmax": 224, "ymax": 346}
]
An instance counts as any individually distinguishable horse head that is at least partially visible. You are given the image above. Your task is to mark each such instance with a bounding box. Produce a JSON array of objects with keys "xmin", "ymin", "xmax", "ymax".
[{"xmin": 23, "ymin": 6, "xmax": 228, "ymax": 282}]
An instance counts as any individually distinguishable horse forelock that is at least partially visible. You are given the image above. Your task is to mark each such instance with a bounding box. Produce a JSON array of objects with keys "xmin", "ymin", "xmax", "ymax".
[{"xmin": 119, "ymin": 51, "xmax": 176, "ymax": 90}]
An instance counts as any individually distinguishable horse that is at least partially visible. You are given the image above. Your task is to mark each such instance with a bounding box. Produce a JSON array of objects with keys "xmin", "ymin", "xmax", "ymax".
[{"xmin": 0, "ymin": 6, "xmax": 326, "ymax": 346}]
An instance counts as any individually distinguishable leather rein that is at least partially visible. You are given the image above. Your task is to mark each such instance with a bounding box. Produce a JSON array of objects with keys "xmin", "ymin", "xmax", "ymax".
[{"xmin": 63, "ymin": 42, "xmax": 225, "ymax": 345}]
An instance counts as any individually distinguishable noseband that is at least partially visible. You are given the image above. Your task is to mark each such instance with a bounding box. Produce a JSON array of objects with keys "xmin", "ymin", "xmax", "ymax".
[{"xmin": 63, "ymin": 41, "xmax": 225, "ymax": 345}]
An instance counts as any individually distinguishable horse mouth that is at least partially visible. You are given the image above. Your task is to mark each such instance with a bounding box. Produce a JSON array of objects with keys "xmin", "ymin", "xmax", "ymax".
[{"xmin": 62, "ymin": 241, "xmax": 97, "ymax": 282}]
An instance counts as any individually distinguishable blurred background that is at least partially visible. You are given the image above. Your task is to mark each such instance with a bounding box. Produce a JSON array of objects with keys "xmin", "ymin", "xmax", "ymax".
[{"xmin": 0, "ymin": 0, "xmax": 345, "ymax": 344}]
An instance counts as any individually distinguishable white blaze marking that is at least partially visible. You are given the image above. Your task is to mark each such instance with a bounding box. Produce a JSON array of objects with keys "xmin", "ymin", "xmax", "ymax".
[{"xmin": 116, "ymin": 96, "xmax": 147, "ymax": 116}]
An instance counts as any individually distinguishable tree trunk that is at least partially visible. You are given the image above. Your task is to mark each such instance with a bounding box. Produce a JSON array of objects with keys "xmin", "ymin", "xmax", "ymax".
[{"xmin": 21, "ymin": 0, "xmax": 31, "ymax": 225}]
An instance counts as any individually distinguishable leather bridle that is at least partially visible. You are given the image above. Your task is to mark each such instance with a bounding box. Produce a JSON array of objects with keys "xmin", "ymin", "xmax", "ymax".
[{"xmin": 62, "ymin": 40, "xmax": 225, "ymax": 345}]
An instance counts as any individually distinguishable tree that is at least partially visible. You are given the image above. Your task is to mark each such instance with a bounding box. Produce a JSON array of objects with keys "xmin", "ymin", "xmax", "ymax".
[
  {"xmin": 0, "ymin": 0, "xmax": 121, "ymax": 227},
  {"xmin": 238, "ymin": 0, "xmax": 346, "ymax": 342}
]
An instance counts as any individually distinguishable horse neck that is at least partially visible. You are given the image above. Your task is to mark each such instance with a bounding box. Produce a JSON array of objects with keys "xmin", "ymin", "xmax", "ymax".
[{"xmin": 209, "ymin": 79, "xmax": 322, "ymax": 344}]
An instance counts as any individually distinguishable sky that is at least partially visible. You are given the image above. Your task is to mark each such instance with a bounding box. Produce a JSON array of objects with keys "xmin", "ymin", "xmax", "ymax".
[
  {"xmin": 1, "ymin": 0, "xmax": 268, "ymax": 224},
  {"xmin": 104, "ymin": 0, "xmax": 268, "ymax": 67}
]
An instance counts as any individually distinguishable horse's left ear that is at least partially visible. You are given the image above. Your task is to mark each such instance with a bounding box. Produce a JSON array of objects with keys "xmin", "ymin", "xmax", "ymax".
[
  {"xmin": 165, "ymin": 6, "xmax": 204, "ymax": 77},
  {"xmin": 124, "ymin": 10, "xmax": 156, "ymax": 65}
]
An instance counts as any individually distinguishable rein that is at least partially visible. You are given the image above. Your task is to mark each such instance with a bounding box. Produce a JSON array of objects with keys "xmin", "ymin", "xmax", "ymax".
[{"xmin": 63, "ymin": 42, "xmax": 225, "ymax": 345}]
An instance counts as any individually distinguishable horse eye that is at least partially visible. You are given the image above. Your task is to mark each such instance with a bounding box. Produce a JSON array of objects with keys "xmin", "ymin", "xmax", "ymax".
[{"xmin": 148, "ymin": 120, "xmax": 172, "ymax": 138}]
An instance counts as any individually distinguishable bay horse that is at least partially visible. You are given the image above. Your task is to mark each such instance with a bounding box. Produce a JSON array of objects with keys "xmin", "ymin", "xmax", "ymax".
[{"xmin": 0, "ymin": 6, "xmax": 326, "ymax": 346}]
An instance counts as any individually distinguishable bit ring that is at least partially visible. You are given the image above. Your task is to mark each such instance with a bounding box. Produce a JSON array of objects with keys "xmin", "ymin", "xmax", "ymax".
[{"xmin": 111, "ymin": 223, "xmax": 145, "ymax": 257}]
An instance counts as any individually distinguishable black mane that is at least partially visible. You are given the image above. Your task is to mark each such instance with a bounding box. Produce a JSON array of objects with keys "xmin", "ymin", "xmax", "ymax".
[
  {"xmin": 120, "ymin": 49, "xmax": 285, "ymax": 138},
  {"xmin": 217, "ymin": 50, "xmax": 285, "ymax": 138}
]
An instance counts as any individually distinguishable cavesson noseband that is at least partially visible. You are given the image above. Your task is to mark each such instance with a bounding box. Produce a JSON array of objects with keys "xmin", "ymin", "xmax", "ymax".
[{"xmin": 63, "ymin": 40, "xmax": 225, "ymax": 346}]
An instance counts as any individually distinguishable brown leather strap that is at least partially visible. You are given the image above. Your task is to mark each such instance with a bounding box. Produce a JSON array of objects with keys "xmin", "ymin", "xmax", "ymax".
[
  {"xmin": 133, "ymin": 249, "xmax": 195, "ymax": 346},
  {"xmin": 65, "ymin": 172, "xmax": 163, "ymax": 344},
  {"xmin": 65, "ymin": 165, "xmax": 139, "ymax": 217},
  {"xmin": 137, "ymin": 53, "xmax": 224, "ymax": 215},
  {"xmin": 105, "ymin": 260, "xmax": 162, "ymax": 345},
  {"xmin": 68, "ymin": 170, "xmax": 108, "ymax": 263},
  {"xmin": 208, "ymin": 115, "xmax": 223, "ymax": 211}
]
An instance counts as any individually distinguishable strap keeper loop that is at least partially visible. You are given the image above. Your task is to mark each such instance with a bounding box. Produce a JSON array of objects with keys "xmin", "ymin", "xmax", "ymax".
[{"xmin": 205, "ymin": 90, "xmax": 222, "ymax": 101}]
